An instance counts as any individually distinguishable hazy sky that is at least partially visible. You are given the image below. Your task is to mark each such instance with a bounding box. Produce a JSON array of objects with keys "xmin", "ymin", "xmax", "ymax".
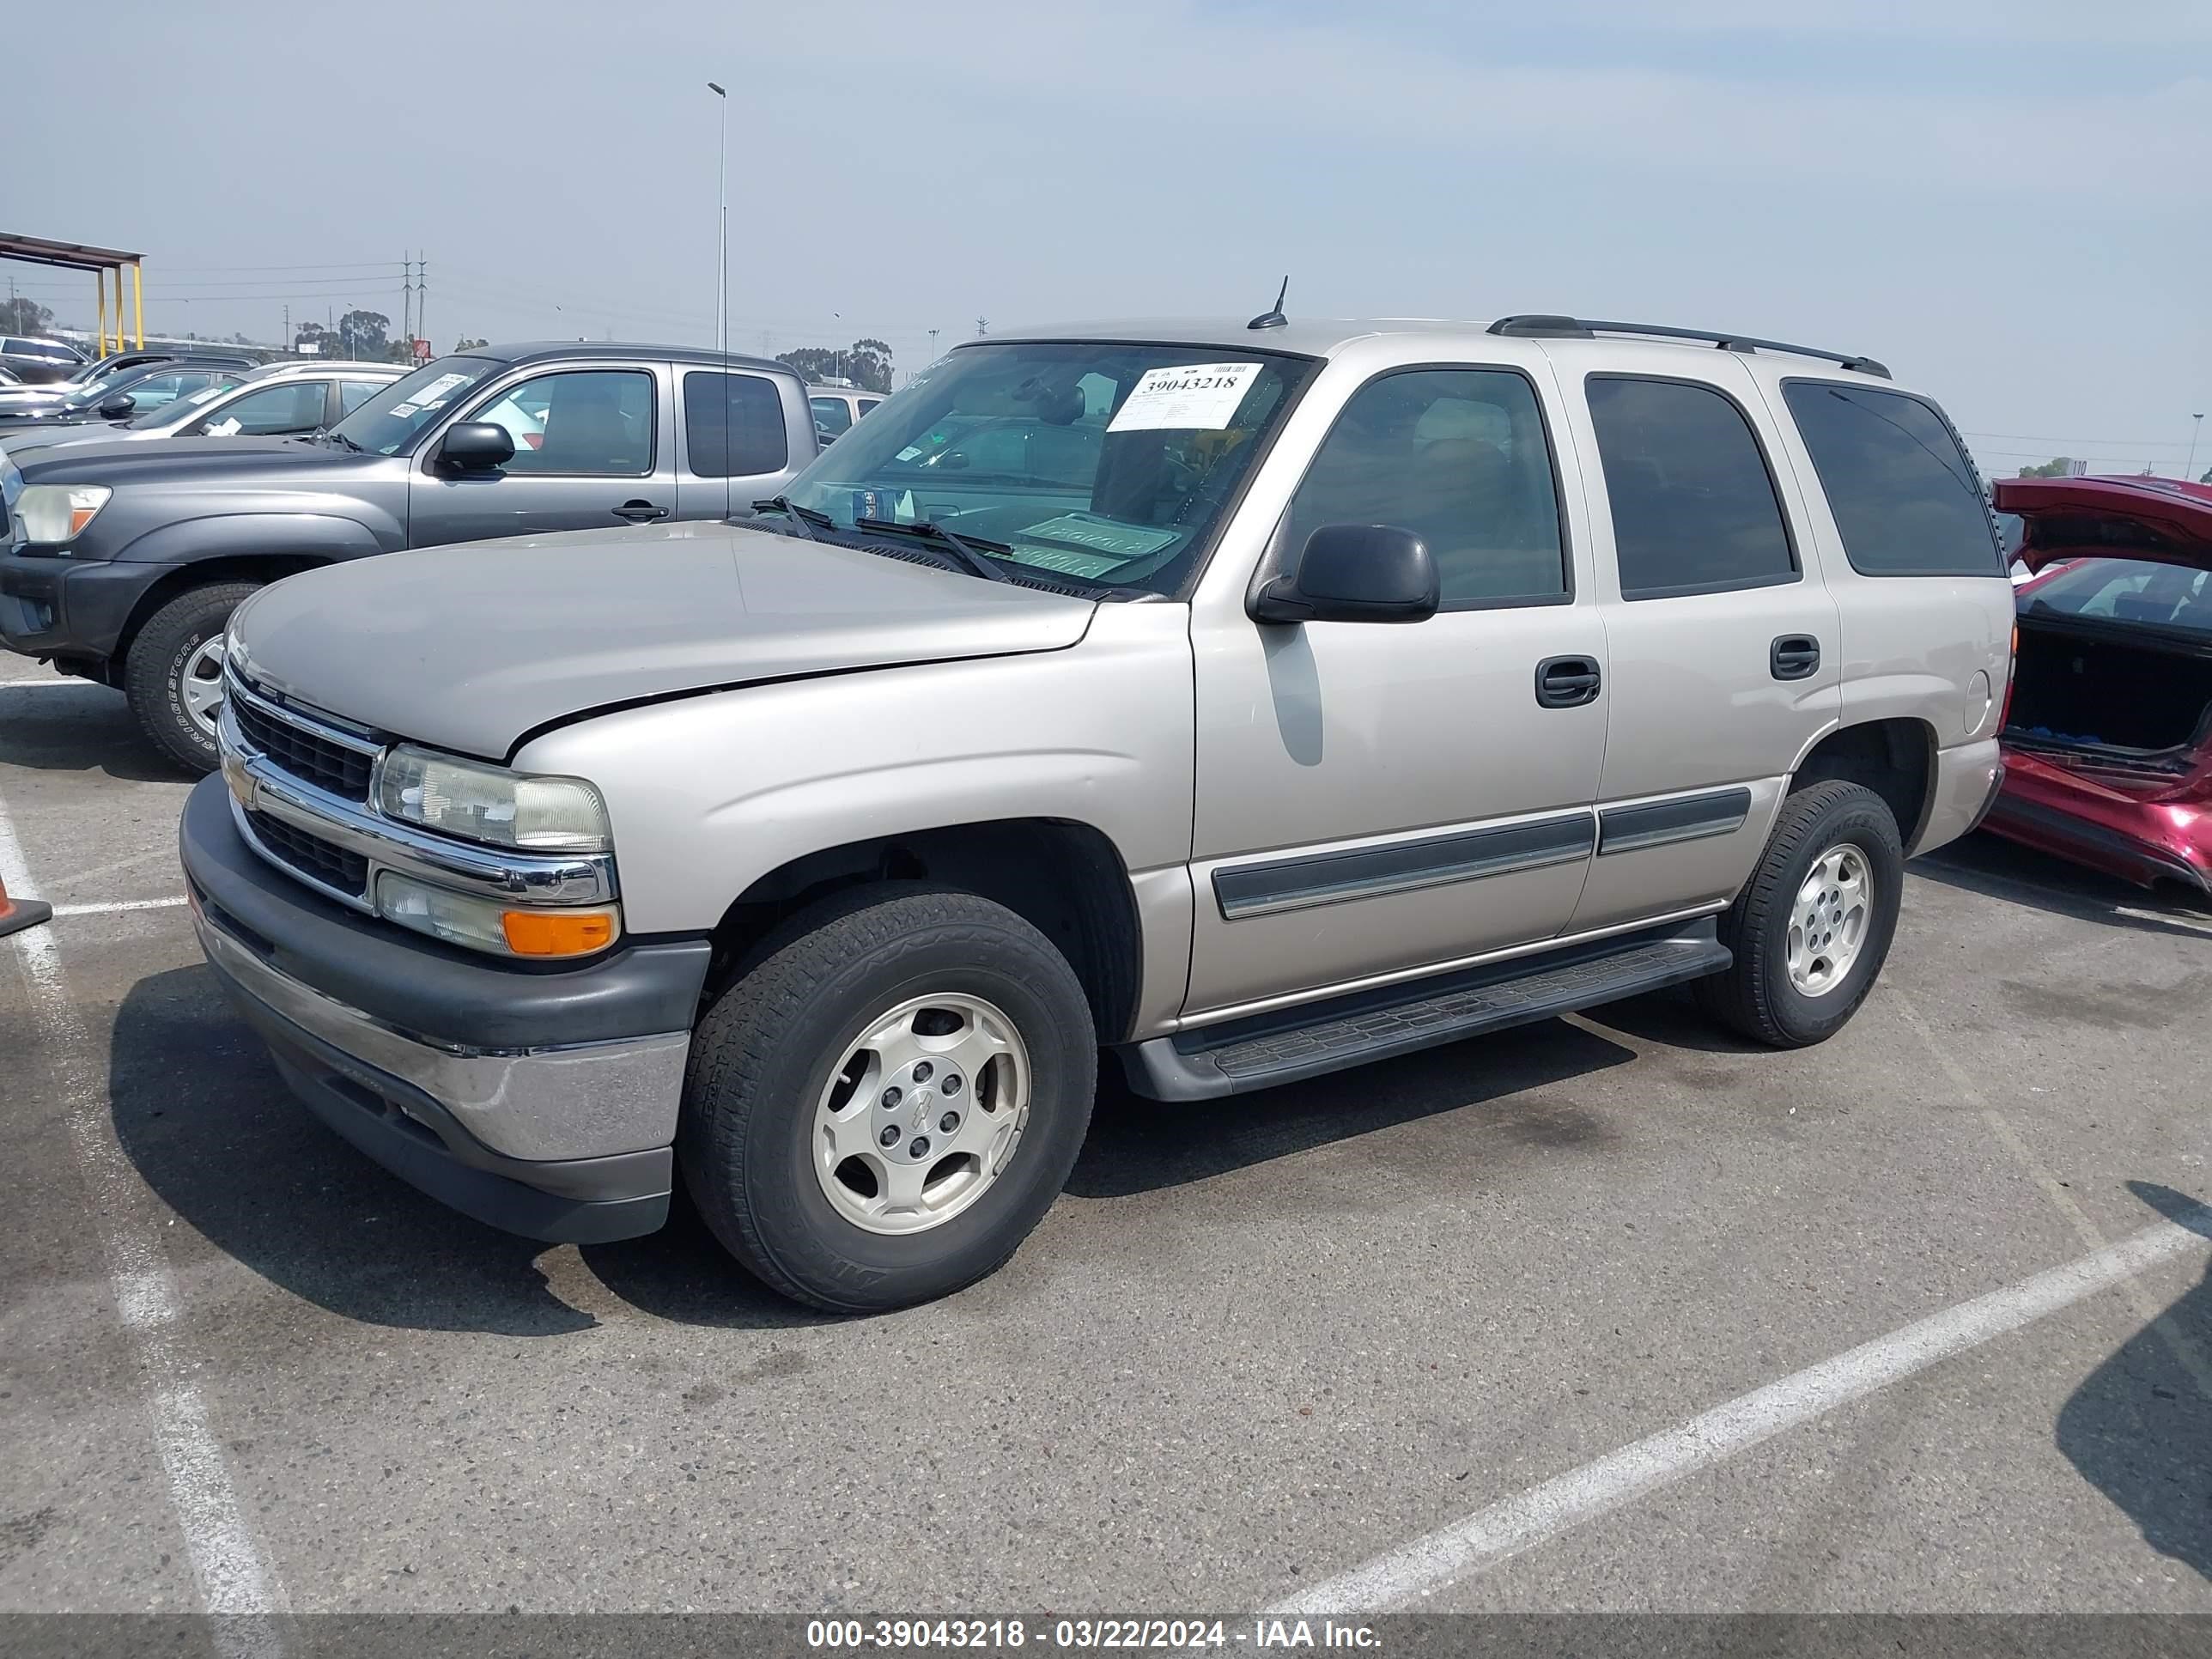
[{"xmin": 9, "ymin": 0, "xmax": 2209, "ymax": 480}]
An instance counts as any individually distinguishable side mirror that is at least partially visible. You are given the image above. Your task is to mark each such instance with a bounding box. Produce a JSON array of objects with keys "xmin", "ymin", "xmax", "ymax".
[
  {"xmin": 439, "ymin": 421, "xmax": 515, "ymax": 473},
  {"xmin": 1250, "ymin": 523, "xmax": 1439, "ymax": 624},
  {"xmin": 99, "ymin": 394, "xmax": 137, "ymax": 418}
]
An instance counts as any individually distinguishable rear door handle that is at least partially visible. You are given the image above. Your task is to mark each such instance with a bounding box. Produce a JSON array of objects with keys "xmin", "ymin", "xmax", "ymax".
[
  {"xmin": 1534, "ymin": 654, "xmax": 1602, "ymax": 708},
  {"xmin": 613, "ymin": 500, "xmax": 671, "ymax": 523},
  {"xmin": 1770, "ymin": 635, "xmax": 1821, "ymax": 681}
]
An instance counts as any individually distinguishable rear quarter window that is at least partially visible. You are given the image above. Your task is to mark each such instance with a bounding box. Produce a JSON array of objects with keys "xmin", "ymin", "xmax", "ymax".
[
  {"xmin": 1783, "ymin": 380, "xmax": 2002, "ymax": 577},
  {"xmin": 686, "ymin": 371, "xmax": 790, "ymax": 477},
  {"xmin": 1585, "ymin": 374, "xmax": 1797, "ymax": 599}
]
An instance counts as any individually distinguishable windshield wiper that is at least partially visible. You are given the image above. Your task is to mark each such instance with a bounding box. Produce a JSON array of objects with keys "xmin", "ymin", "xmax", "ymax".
[
  {"xmin": 858, "ymin": 517, "xmax": 1011, "ymax": 582},
  {"xmin": 750, "ymin": 495, "xmax": 832, "ymax": 539}
]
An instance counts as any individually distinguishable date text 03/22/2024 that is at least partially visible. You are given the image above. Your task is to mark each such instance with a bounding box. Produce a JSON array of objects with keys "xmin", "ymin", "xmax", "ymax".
[{"xmin": 805, "ymin": 1618, "xmax": 1382, "ymax": 1650}]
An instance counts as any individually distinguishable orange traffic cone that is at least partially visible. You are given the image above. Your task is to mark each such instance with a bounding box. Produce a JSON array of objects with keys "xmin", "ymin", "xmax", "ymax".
[{"xmin": 0, "ymin": 868, "xmax": 52, "ymax": 939}]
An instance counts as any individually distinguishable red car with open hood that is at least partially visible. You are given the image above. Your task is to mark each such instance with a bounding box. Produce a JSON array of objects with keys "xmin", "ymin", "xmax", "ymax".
[{"xmin": 1985, "ymin": 475, "xmax": 2212, "ymax": 896}]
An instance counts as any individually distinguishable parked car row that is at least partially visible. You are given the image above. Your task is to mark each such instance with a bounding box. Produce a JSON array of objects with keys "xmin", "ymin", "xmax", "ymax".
[
  {"xmin": 3, "ymin": 342, "xmax": 817, "ymax": 766},
  {"xmin": 0, "ymin": 351, "xmax": 258, "ymax": 429},
  {"xmin": 0, "ymin": 334, "xmax": 89, "ymax": 385},
  {"xmin": 0, "ymin": 360, "xmax": 402, "ymax": 466}
]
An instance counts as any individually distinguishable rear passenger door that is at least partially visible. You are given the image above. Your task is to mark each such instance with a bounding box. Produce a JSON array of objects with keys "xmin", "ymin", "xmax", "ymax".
[
  {"xmin": 410, "ymin": 362, "xmax": 678, "ymax": 547},
  {"xmin": 1559, "ymin": 354, "xmax": 1841, "ymax": 933},
  {"xmin": 676, "ymin": 368, "xmax": 806, "ymax": 518}
]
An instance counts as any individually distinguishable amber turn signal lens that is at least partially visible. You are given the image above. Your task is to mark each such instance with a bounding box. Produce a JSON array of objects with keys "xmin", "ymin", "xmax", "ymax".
[{"xmin": 499, "ymin": 908, "xmax": 617, "ymax": 957}]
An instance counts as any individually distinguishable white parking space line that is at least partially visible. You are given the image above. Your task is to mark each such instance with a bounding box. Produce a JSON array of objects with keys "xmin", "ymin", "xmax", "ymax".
[
  {"xmin": 1893, "ymin": 994, "xmax": 2212, "ymax": 1403},
  {"xmin": 1267, "ymin": 1206, "xmax": 2212, "ymax": 1615},
  {"xmin": 50, "ymin": 896, "xmax": 191, "ymax": 917},
  {"xmin": 0, "ymin": 789, "xmax": 288, "ymax": 1650}
]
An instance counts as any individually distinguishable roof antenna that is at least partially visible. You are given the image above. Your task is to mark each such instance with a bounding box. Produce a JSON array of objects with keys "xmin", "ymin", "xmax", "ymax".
[{"xmin": 1247, "ymin": 276, "xmax": 1289, "ymax": 331}]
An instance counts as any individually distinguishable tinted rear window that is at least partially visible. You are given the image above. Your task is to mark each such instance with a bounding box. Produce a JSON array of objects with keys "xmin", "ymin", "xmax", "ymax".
[
  {"xmin": 1784, "ymin": 381, "xmax": 2002, "ymax": 577},
  {"xmin": 685, "ymin": 371, "xmax": 788, "ymax": 477},
  {"xmin": 1586, "ymin": 376, "xmax": 1796, "ymax": 599}
]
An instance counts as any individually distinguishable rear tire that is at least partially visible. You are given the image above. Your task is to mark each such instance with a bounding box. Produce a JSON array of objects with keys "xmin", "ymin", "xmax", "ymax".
[
  {"xmin": 678, "ymin": 884, "xmax": 1097, "ymax": 1314},
  {"xmin": 123, "ymin": 581, "xmax": 260, "ymax": 775},
  {"xmin": 1696, "ymin": 781, "xmax": 1903, "ymax": 1048}
]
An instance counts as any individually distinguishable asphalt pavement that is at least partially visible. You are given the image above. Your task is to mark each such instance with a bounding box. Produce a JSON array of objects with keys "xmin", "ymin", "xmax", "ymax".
[{"xmin": 3, "ymin": 658, "xmax": 2209, "ymax": 1620}]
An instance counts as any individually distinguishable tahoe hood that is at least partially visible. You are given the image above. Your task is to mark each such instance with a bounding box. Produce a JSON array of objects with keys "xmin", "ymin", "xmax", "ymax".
[{"xmin": 228, "ymin": 520, "xmax": 1100, "ymax": 760}]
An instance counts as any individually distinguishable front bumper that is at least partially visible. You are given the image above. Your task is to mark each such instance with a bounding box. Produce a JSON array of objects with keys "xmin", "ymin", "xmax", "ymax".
[
  {"xmin": 180, "ymin": 775, "xmax": 712, "ymax": 1243},
  {"xmin": 0, "ymin": 551, "xmax": 165, "ymax": 665}
]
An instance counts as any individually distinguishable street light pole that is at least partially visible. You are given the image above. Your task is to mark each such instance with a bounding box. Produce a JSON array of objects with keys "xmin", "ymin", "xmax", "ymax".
[
  {"xmin": 708, "ymin": 82, "xmax": 728, "ymax": 361},
  {"xmin": 2189, "ymin": 413, "xmax": 2205, "ymax": 483}
]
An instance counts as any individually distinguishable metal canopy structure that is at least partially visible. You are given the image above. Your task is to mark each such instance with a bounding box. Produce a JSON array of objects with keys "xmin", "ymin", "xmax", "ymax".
[{"xmin": 0, "ymin": 232, "xmax": 148, "ymax": 353}]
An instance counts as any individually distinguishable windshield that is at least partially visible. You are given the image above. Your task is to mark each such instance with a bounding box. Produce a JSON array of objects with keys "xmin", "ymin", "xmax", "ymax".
[
  {"xmin": 778, "ymin": 341, "xmax": 1315, "ymax": 596},
  {"xmin": 326, "ymin": 356, "xmax": 501, "ymax": 455},
  {"xmin": 128, "ymin": 380, "xmax": 234, "ymax": 429},
  {"xmin": 60, "ymin": 365, "xmax": 147, "ymax": 409},
  {"xmin": 2024, "ymin": 557, "xmax": 2212, "ymax": 640}
]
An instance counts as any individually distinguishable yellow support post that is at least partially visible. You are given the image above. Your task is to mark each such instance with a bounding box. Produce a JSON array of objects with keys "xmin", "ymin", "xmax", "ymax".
[
  {"xmin": 96, "ymin": 269, "xmax": 107, "ymax": 357},
  {"xmin": 131, "ymin": 262, "xmax": 144, "ymax": 349}
]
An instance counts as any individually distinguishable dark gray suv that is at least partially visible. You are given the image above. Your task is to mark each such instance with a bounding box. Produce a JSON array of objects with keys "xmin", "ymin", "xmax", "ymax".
[{"xmin": 0, "ymin": 341, "xmax": 817, "ymax": 769}]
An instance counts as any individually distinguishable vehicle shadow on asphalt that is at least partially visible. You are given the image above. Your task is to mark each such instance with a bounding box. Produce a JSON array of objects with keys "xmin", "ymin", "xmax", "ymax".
[
  {"xmin": 1917, "ymin": 831, "xmax": 2212, "ymax": 944},
  {"xmin": 107, "ymin": 964, "xmax": 828, "ymax": 1336},
  {"xmin": 2055, "ymin": 1182, "xmax": 2212, "ymax": 1583},
  {"xmin": 1572, "ymin": 984, "xmax": 1771, "ymax": 1056},
  {"xmin": 1066, "ymin": 1016, "xmax": 1639, "ymax": 1198},
  {"xmin": 0, "ymin": 682, "xmax": 197, "ymax": 784},
  {"xmin": 108, "ymin": 963, "xmax": 1646, "ymax": 1331}
]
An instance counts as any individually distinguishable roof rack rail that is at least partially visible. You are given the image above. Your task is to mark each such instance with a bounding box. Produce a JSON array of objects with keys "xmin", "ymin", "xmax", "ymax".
[{"xmin": 1487, "ymin": 315, "xmax": 1889, "ymax": 380}]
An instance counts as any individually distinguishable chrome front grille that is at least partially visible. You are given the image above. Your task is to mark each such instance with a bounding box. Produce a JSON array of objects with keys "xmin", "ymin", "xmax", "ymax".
[
  {"xmin": 242, "ymin": 806, "xmax": 371, "ymax": 898},
  {"xmin": 231, "ymin": 696, "xmax": 376, "ymax": 802},
  {"xmin": 223, "ymin": 669, "xmax": 383, "ymax": 805}
]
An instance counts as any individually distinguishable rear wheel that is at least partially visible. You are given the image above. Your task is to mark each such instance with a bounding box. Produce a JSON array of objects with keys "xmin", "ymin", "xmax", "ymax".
[
  {"xmin": 1696, "ymin": 781, "xmax": 1904, "ymax": 1048},
  {"xmin": 123, "ymin": 581, "xmax": 259, "ymax": 775},
  {"xmin": 678, "ymin": 884, "xmax": 1097, "ymax": 1313}
]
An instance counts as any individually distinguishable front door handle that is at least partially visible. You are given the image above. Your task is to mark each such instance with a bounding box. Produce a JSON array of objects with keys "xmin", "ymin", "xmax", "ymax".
[
  {"xmin": 613, "ymin": 500, "xmax": 671, "ymax": 523},
  {"xmin": 1771, "ymin": 635, "xmax": 1821, "ymax": 681},
  {"xmin": 1534, "ymin": 654, "xmax": 1602, "ymax": 709}
]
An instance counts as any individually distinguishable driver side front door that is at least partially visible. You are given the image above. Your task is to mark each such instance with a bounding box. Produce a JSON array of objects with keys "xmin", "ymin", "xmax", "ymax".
[
  {"xmin": 1184, "ymin": 362, "xmax": 1609, "ymax": 1018},
  {"xmin": 410, "ymin": 364, "xmax": 677, "ymax": 548}
]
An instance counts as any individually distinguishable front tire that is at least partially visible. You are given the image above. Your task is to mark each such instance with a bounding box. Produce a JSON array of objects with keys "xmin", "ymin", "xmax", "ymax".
[
  {"xmin": 678, "ymin": 884, "xmax": 1097, "ymax": 1313},
  {"xmin": 1696, "ymin": 781, "xmax": 1904, "ymax": 1048},
  {"xmin": 123, "ymin": 581, "xmax": 260, "ymax": 775}
]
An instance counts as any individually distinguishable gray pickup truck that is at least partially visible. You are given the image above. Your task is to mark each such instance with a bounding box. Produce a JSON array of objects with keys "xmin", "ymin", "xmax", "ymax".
[
  {"xmin": 179, "ymin": 313, "xmax": 2015, "ymax": 1313},
  {"xmin": 0, "ymin": 341, "xmax": 816, "ymax": 769}
]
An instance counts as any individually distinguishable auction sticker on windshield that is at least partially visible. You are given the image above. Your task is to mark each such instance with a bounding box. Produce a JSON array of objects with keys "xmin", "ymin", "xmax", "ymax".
[
  {"xmin": 409, "ymin": 372, "xmax": 474, "ymax": 413},
  {"xmin": 1020, "ymin": 514, "xmax": 1178, "ymax": 559},
  {"xmin": 1107, "ymin": 362, "xmax": 1261, "ymax": 432}
]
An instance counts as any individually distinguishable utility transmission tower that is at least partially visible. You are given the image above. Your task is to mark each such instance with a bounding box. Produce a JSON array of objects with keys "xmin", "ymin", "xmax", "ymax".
[{"xmin": 975, "ymin": 317, "xmax": 988, "ymax": 337}]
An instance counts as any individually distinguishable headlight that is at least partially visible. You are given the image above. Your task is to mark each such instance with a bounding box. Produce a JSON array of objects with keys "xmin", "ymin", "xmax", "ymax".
[
  {"xmin": 374, "ymin": 872, "xmax": 619, "ymax": 959},
  {"xmin": 377, "ymin": 745, "xmax": 611, "ymax": 852},
  {"xmin": 15, "ymin": 483, "xmax": 111, "ymax": 545}
]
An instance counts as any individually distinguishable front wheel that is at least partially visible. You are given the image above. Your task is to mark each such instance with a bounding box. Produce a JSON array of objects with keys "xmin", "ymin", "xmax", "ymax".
[
  {"xmin": 1696, "ymin": 780, "xmax": 1904, "ymax": 1048},
  {"xmin": 678, "ymin": 884, "xmax": 1097, "ymax": 1313},
  {"xmin": 122, "ymin": 581, "xmax": 261, "ymax": 775}
]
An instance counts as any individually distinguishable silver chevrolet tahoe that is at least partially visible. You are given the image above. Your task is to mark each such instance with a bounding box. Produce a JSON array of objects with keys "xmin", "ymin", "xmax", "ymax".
[{"xmin": 179, "ymin": 313, "xmax": 2014, "ymax": 1312}]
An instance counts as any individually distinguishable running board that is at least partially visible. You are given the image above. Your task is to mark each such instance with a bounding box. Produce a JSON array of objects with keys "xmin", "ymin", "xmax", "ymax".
[{"xmin": 1119, "ymin": 920, "xmax": 1730, "ymax": 1101}]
